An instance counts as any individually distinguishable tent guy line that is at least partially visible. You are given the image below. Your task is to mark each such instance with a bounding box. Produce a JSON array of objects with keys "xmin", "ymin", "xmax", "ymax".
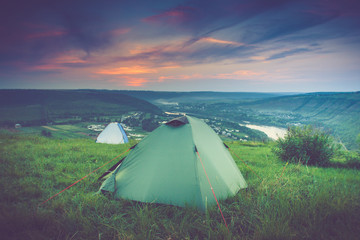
[
  {"xmin": 98, "ymin": 144, "xmax": 138, "ymax": 181},
  {"xmin": 196, "ymin": 147, "xmax": 229, "ymax": 232},
  {"xmin": 38, "ymin": 147, "xmax": 132, "ymax": 206}
]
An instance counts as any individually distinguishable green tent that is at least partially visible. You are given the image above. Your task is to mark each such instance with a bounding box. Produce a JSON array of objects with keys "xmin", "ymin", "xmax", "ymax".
[{"xmin": 99, "ymin": 115, "xmax": 247, "ymax": 211}]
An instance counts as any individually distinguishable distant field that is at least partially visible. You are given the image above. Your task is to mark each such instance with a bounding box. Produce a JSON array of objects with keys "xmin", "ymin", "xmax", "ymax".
[
  {"xmin": 16, "ymin": 124, "xmax": 96, "ymax": 140},
  {"xmin": 0, "ymin": 132, "xmax": 359, "ymax": 239},
  {"xmin": 0, "ymin": 105, "xmax": 43, "ymax": 122},
  {"xmin": 0, "ymin": 89, "xmax": 162, "ymax": 126},
  {"xmin": 14, "ymin": 123, "xmax": 149, "ymax": 141}
]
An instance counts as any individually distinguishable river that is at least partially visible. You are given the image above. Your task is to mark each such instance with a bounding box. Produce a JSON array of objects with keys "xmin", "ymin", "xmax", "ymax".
[{"xmin": 244, "ymin": 124, "xmax": 287, "ymax": 140}]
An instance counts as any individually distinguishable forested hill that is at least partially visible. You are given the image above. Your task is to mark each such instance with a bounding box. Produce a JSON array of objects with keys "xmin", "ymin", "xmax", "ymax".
[
  {"xmin": 245, "ymin": 92, "xmax": 360, "ymax": 114},
  {"xmin": 243, "ymin": 92, "xmax": 360, "ymax": 149},
  {"xmin": 0, "ymin": 89, "xmax": 162, "ymax": 126},
  {"xmin": 119, "ymin": 90, "xmax": 292, "ymax": 104}
]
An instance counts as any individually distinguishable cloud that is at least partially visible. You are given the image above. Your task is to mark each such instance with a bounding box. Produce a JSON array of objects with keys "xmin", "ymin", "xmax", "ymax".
[
  {"xmin": 14, "ymin": 50, "xmax": 91, "ymax": 73},
  {"xmin": 96, "ymin": 66, "xmax": 157, "ymax": 75},
  {"xmin": 213, "ymin": 70, "xmax": 265, "ymax": 79},
  {"xmin": 143, "ymin": 6, "xmax": 196, "ymax": 25},
  {"xmin": 0, "ymin": 1, "xmax": 134, "ymax": 70},
  {"xmin": 108, "ymin": 36, "xmax": 253, "ymax": 69},
  {"xmin": 158, "ymin": 69, "xmax": 266, "ymax": 84},
  {"xmin": 158, "ymin": 73, "xmax": 205, "ymax": 82},
  {"xmin": 126, "ymin": 79, "xmax": 148, "ymax": 87},
  {"xmin": 0, "ymin": 0, "xmax": 359, "ymax": 91},
  {"xmin": 1, "ymin": 0, "xmax": 356, "ymax": 70},
  {"xmin": 108, "ymin": 76, "xmax": 149, "ymax": 87},
  {"xmin": 108, "ymin": 28, "xmax": 131, "ymax": 37},
  {"xmin": 123, "ymin": 77, "xmax": 149, "ymax": 87},
  {"xmin": 266, "ymin": 48, "xmax": 312, "ymax": 60},
  {"xmin": 199, "ymin": 37, "xmax": 245, "ymax": 46},
  {"xmin": 27, "ymin": 64, "xmax": 68, "ymax": 71},
  {"xmin": 53, "ymin": 52, "xmax": 88, "ymax": 64},
  {"xmin": 133, "ymin": 0, "xmax": 351, "ymax": 67},
  {"xmin": 143, "ymin": 0, "xmax": 301, "ymax": 36}
]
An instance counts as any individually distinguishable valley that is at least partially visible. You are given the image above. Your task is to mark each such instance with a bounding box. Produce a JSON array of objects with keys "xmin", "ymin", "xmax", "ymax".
[
  {"xmin": 1, "ymin": 90, "xmax": 359, "ymax": 149},
  {"xmin": 1, "ymin": 89, "xmax": 359, "ymax": 240}
]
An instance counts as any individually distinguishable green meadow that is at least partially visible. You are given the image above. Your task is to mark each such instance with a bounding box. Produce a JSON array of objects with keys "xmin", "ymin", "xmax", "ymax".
[{"xmin": 0, "ymin": 131, "xmax": 359, "ymax": 240}]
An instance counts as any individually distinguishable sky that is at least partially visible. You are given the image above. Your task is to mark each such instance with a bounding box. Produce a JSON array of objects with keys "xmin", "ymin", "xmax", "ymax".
[{"xmin": 0, "ymin": 0, "xmax": 359, "ymax": 92}]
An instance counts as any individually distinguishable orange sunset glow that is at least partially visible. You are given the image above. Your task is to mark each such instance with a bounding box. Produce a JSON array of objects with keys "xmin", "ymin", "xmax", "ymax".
[{"xmin": 0, "ymin": 0, "xmax": 359, "ymax": 92}]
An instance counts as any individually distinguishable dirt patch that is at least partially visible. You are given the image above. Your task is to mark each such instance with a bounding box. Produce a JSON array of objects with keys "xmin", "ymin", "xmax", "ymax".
[{"xmin": 42, "ymin": 126, "xmax": 58, "ymax": 131}]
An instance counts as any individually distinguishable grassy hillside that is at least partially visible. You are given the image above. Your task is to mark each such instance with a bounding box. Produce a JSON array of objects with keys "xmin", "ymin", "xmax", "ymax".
[
  {"xmin": 0, "ymin": 89, "xmax": 162, "ymax": 126},
  {"xmin": 1, "ymin": 132, "xmax": 359, "ymax": 239},
  {"xmin": 243, "ymin": 92, "xmax": 360, "ymax": 149},
  {"xmin": 119, "ymin": 90, "xmax": 292, "ymax": 104},
  {"xmin": 246, "ymin": 92, "xmax": 360, "ymax": 115}
]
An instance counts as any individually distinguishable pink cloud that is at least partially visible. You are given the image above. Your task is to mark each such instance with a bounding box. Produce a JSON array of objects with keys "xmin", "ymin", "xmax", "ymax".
[
  {"xmin": 199, "ymin": 37, "xmax": 245, "ymax": 46},
  {"xmin": 24, "ymin": 23, "xmax": 68, "ymax": 40},
  {"xmin": 160, "ymin": 65, "xmax": 181, "ymax": 69},
  {"xmin": 250, "ymin": 56, "xmax": 267, "ymax": 61},
  {"xmin": 96, "ymin": 66, "xmax": 157, "ymax": 75},
  {"xmin": 213, "ymin": 70, "xmax": 265, "ymax": 79},
  {"xmin": 125, "ymin": 77, "xmax": 148, "ymax": 87},
  {"xmin": 143, "ymin": 6, "xmax": 195, "ymax": 25},
  {"xmin": 158, "ymin": 74, "xmax": 205, "ymax": 82},
  {"xmin": 53, "ymin": 51, "xmax": 87, "ymax": 64},
  {"xmin": 128, "ymin": 41, "xmax": 190, "ymax": 58},
  {"xmin": 108, "ymin": 76, "xmax": 149, "ymax": 87},
  {"xmin": 25, "ymin": 51, "xmax": 88, "ymax": 72},
  {"xmin": 109, "ymin": 28, "xmax": 131, "ymax": 36},
  {"xmin": 54, "ymin": 56, "xmax": 86, "ymax": 64}
]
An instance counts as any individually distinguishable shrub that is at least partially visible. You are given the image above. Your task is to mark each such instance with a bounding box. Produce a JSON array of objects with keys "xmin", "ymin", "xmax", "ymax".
[
  {"xmin": 41, "ymin": 130, "xmax": 52, "ymax": 137},
  {"xmin": 344, "ymin": 151, "xmax": 360, "ymax": 169},
  {"xmin": 273, "ymin": 125, "xmax": 335, "ymax": 166}
]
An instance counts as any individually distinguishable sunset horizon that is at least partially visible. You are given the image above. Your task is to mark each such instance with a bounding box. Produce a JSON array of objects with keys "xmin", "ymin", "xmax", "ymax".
[{"xmin": 1, "ymin": 0, "xmax": 359, "ymax": 92}]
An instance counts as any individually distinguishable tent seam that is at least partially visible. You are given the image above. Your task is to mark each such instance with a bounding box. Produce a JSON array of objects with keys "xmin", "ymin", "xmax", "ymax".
[{"xmin": 187, "ymin": 116, "xmax": 204, "ymax": 210}]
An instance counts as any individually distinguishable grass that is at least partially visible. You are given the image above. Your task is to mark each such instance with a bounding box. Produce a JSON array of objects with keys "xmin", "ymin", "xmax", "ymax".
[
  {"xmin": 18, "ymin": 123, "xmax": 102, "ymax": 139},
  {"xmin": 0, "ymin": 132, "xmax": 359, "ymax": 239}
]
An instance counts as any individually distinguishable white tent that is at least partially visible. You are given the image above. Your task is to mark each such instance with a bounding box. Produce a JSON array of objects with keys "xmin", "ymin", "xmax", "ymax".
[{"xmin": 96, "ymin": 122, "xmax": 129, "ymax": 144}]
